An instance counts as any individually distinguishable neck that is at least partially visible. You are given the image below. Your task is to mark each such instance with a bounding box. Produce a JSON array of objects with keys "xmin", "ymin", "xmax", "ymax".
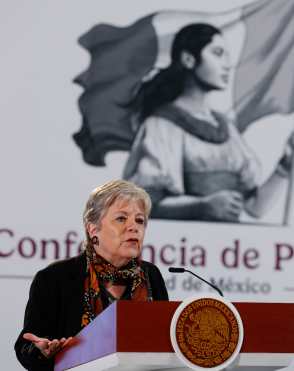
[
  {"xmin": 174, "ymin": 92, "xmax": 211, "ymax": 118},
  {"xmin": 97, "ymin": 251, "xmax": 132, "ymax": 268},
  {"xmin": 173, "ymin": 76, "xmax": 213, "ymax": 117},
  {"xmin": 105, "ymin": 284, "xmax": 127, "ymax": 299}
]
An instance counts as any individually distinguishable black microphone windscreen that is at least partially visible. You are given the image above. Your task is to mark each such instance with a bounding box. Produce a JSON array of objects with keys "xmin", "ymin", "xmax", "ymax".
[{"xmin": 169, "ymin": 267, "xmax": 185, "ymax": 273}]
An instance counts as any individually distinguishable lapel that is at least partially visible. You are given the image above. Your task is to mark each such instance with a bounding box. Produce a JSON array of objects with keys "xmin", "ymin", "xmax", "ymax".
[{"xmin": 62, "ymin": 253, "xmax": 87, "ymax": 337}]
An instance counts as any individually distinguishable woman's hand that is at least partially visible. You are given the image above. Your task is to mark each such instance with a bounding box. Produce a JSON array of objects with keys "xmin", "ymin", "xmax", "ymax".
[
  {"xmin": 23, "ymin": 333, "xmax": 72, "ymax": 359},
  {"xmin": 204, "ymin": 190, "xmax": 244, "ymax": 221}
]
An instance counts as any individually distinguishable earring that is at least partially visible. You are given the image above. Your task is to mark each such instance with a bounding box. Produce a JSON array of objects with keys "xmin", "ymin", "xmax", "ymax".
[{"xmin": 91, "ymin": 235, "xmax": 99, "ymax": 246}]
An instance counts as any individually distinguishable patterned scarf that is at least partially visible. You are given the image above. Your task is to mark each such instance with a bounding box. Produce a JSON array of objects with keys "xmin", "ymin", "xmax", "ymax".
[{"xmin": 81, "ymin": 246, "xmax": 149, "ymax": 328}]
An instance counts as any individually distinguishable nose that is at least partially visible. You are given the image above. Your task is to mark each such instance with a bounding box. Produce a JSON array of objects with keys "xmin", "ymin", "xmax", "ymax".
[
  {"xmin": 223, "ymin": 53, "xmax": 231, "ymax": 71},
  {"xmin": 223, "ymin": 64, "xmax": 231, "ymax": 72},
  {"xmin": 223, "ymin": 64, "xmax": 231, "ymax": 73},
  {"xmin": 126, "ymin": 218, "xmax": 138, "ymax": 232}
]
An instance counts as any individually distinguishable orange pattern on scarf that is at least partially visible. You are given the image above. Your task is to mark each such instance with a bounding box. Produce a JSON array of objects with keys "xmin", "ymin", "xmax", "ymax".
[{"xmin": 81, "ymin": 246, "xmax": 149, "ymax": 328}]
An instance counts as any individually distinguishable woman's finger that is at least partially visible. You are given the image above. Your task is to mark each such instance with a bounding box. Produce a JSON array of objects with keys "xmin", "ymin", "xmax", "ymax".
[
  {"xmin": 230, "ymin": 192, "xmax": 244, "ymax": 201},
  {"xmin": 46, "ymin": 340, "xmax": 61, "ymax": 356},
  {"xmin": 49, "ymin": 339, "xmax": 60, "ymax": 350},
  {"xmin": 58, "ymin": 338, "xmax": 66, "ymax": 347},
  {"xmin": 226, "ymin": 203, "xmax": 243, "ymax": 217},
  {"xmin": 230, "ymin": 201, "xmax": 243, "ymax": 211},
  {"xmin": 23, "ymin": 333, "xmax": 71, "ymax": 358},
  {"xmin": 50, "ymin": 337, "xmax": 73, "ymax": 354},
  {"xmin": 23, "ymin": 333, "xmax": 43, "ymax": 343},
  {"xmin": 227, "ymin": 198, "xmax": 243, "ymax": 212},
  {"xmin": 226, "ymin": 207, "xmax": 239, "ymax": 216},
  {"xmin": 62, "ymin": 337, "xmax": 73, "ymax": 348},
  {"xmin": 23, "ymin": 333, "xmax": 50, "ymax": 353}
]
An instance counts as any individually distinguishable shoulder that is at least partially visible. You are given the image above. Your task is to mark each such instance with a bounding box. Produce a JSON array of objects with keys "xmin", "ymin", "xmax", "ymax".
[
  {"xmin": 141, "ymin": 260, "xmax": 169, "ymax": 300},
  {"xmin": 138, "ymin": 115, "xmax": 185, "ymax": 149},
  {"xmin": 34, "ymin": 253, "xmax": 86, "ymax": 282},
  {"xmin": 141, "ymin": 260, "xmax": 162, "ymax": 275},
  {"xmin": 143, "ymin": 115, "xmax": 184, "ymax": 136}
]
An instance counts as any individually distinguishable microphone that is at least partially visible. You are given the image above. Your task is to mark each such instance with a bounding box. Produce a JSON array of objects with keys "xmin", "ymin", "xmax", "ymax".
[{"xmin": 168, "ymin": 267, "xmax": 224, "ymax": 297}]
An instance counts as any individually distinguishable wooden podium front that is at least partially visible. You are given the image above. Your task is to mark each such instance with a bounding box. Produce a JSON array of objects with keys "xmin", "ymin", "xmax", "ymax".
[{"xmin": 54, "ymin": 301, "xmax": 294, "ymax": 371}]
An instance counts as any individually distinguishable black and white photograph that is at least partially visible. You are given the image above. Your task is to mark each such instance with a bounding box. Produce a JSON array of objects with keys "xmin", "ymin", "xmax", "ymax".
[{"xmin": 74, "ymin": 0, "xmax": 294, "ymax": 225}]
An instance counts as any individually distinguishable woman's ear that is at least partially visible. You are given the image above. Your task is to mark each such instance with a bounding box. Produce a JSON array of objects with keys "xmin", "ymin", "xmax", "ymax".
[
  {"xmin": 180, "ymin": 50, "xmax": 196, "ymax": 70},
  {"xmin": 86, "ymin": 223, "xmax": 98, "ymax": 238}
]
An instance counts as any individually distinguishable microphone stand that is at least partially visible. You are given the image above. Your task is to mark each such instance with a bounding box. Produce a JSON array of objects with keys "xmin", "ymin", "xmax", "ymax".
[{"xmin": 169, "ymin": 267, "xmax": 224, "ymax": 297}]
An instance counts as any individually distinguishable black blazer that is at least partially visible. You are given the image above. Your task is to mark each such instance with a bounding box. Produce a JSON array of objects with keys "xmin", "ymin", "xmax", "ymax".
[{"xmin": 15, "ymin": 253, "xmax": 168, "ymax": 371}]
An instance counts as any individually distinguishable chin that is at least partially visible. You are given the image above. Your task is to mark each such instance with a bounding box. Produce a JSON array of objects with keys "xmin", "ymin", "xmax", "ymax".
[
  {"xmin": 125, "ymin": 247, "xmax": 140, "ymax": 259},
  {"xmin": 194, "ymin": 74, "xmax": 227, "ymax": 91},
  {"xmin": 211, "ymin": 82, "xmax": 228, "ymax": 91}
]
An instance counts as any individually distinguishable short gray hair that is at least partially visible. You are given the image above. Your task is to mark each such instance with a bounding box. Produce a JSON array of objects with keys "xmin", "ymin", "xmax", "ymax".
[{"xmin": 83, "ymin": 180, "xmax": 152, "ymax": 242}]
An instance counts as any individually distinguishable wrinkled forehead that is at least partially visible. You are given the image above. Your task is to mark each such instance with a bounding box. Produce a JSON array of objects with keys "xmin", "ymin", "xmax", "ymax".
[{"xmin": 107, "ymin": 195, "xmax": 146, "ymax": 215}]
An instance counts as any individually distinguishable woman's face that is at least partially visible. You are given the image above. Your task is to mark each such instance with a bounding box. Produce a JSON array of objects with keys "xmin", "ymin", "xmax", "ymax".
[
  {"xmin": 194, "ymin": 34, "xmax": 231, "ymax": 90},
  {"xmin": 90, "ymin": 197, "xmax": 146, "ymax": 267}
]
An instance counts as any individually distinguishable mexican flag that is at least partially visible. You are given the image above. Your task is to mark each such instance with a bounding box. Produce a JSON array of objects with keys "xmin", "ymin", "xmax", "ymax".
[{"xmin": 73, "ymin": 0, "xmax": 294, "ymax": 166}]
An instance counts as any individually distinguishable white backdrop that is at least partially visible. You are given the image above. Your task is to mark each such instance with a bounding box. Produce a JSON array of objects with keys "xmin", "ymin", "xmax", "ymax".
[{"xmin": 1, "ymin": 0, "xmax": 294, "ymax": 370}]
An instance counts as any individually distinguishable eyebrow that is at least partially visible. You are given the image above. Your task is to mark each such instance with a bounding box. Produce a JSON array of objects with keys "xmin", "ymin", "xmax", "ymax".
[
  {"xmin": 211, "ymin": 45, "xmax": 224, "ymax": 50},
  {"xmin": 114, "ymin": 211, "xmax": 145, "ymax": 217}
]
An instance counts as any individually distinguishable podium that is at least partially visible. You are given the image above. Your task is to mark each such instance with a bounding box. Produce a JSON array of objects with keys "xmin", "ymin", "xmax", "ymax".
[{"xmin": 54, "ymin": 301, "xmax": 294, "ymax": 371}]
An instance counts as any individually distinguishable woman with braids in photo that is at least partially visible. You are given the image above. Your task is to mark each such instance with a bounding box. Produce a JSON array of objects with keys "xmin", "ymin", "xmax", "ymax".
[{"xmin": 123, "ymin": 23, "xmax": 294, "ymax": 222}]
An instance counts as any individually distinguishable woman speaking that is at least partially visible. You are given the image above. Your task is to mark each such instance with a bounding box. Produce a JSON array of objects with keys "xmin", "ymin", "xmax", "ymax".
[{"xmin": 15, "ymin": 180, "xmax": 168, "ymax": 371}]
